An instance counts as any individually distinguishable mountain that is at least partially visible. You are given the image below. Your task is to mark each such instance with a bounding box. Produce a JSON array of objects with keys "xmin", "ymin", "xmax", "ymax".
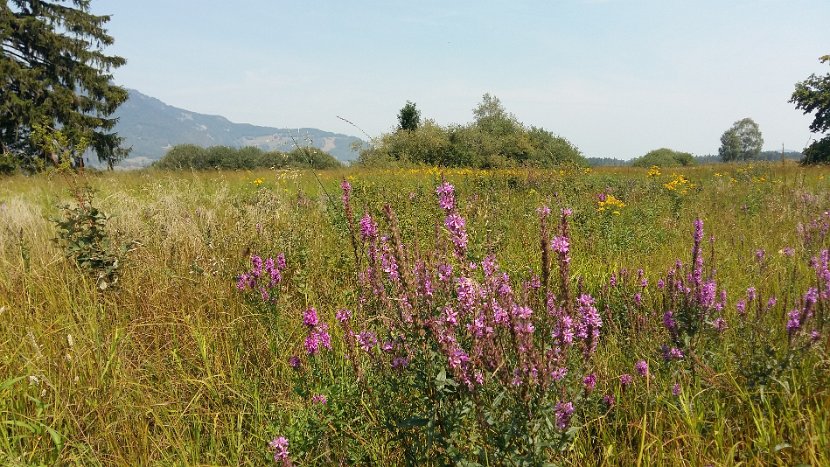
[{"xmin": 110, "ymin": 89, "xmax": 364, "ymax": 168}]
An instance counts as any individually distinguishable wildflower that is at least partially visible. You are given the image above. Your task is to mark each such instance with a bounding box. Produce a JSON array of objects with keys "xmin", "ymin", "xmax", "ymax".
[
  {"xmin": 635, "ymin": 360, "xmax": 649, "ymax": 378},
  {"xmin": 551, "ymin": 367, "xmax": 568, "ymax": 381},
  {"xmin": 672, "ymin": 383, "xmax": 682, "ymax": 396},
  {"xmin": 746, "ymin": 287, "xmax": 757, "ymax": 301},
  {"xmin": 712, "ymin": 317, "xmax": 727, "ymax": 332},
  {"xmin": 786, "ymin": 309, "xmax": 801, "ymax": 335},
  {"xmin": 303, "ymin": 307, "xmax": 319, "ymax": 328},
  {"xmin": 268, "ymin": 436, "xmax": 290, "ymax": 464},
  {"xmin": 391, "ymin": 356, "xmax": 409, "ymax": 369},
  {"xmin": 438, "ymin": 263, "xmax": 453, "ymax": 282},
  {"xmin": 780, "ymin": 247, "xmax": 795, "ymax": 257},
  {"xmin": 335, "ymin": 308, "xmax": 352, "ymax": 323},
  {"xmin": 554, "ymin": 401, "xmax": 575, "ymax": 430},
  {"xmin": 359, "ymin": 213, "xmax": 378, "ymax": 240},
  {"xmin": 436, "ymin": 182, "xmax": 455, "ymax": 211},
  {"xmin": 647, "ymin": 165, "xmax": 661, "ymax": 177},
  {"xmin": 562, "ymin": 208, "xmax": 573, "ymax": 217},
  {"xmin": 736, "ymin": 299, "xmax": 746, "ymax": 316},
  {"xmin": 602, "ymin": 394, "xmax": 615, "ymax": 407},
  {"xmin": 288, "ymin": 355, "xmax": 301, "ymax": 369},
  {"xmin": 357, "ymin": 330, "xmax": 378, "ymax": 352},
  {"xmin": 619, "ymin": 374, "xmax": 633, "ymax": 388},
  {"xmin": 311, "ymin": 394, "xmax": 327, "ymax": 405},
  {"xmin": 551, "ymin": 236, "xmax": 570, "ymax": 254},
  {"xmin": 755, "ymin": 249, "xmax": 765, "ymax": 262},
  {"xmin": 583, "ymin": 373, "xmax": 597, "ymax": 392},
  {"xmin": 661, "ymin": 345, "xmax": 685, "ymax": 361}
]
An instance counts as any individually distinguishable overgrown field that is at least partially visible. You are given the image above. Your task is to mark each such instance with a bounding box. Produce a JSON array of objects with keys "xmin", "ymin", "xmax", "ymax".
[{"xmin": 1, "ymin": 163, "xmax": 829, "ymax": 465}]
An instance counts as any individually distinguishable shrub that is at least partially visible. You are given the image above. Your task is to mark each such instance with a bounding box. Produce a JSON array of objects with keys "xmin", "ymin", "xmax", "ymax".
[{"xmin": 631, "ymin": 148, "xmax": 695, "ymax": 167}]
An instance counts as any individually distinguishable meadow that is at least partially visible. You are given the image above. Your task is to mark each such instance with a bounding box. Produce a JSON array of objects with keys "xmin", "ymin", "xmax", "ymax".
[{"xmin": 0, "ymin": 162, "xmax": 829, "ymax": 465}]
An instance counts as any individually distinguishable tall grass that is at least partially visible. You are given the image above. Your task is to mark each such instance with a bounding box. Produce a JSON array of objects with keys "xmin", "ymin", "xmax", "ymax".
[{"xmin": 0, "ymin": 162, "xmax": 828, "ymax": 464}]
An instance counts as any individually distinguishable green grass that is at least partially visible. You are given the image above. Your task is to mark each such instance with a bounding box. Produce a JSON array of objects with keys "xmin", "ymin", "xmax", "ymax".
[{"xmin": 0, "ymin": 162, "xmax": 828, "ymax": 464}]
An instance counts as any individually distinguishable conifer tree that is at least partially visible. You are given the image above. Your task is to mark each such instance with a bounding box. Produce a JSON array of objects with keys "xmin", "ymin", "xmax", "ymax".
[{"xmin": 0, "ymin": 0, "xmax": 128, "ymax": 170}]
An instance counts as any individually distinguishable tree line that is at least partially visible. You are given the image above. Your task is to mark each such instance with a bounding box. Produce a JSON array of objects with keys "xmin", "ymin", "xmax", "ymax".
[{"xmin": 153, "ymin": 145, "xmax": 343, "ymax": 170}]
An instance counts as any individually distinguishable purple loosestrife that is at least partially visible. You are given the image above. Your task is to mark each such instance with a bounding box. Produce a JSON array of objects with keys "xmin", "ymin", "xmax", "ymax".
[
  {"xmin": 554, "ymin": 401, "xmax": 575, "ymax": 430},
  {"xmin": 583, "ymin": 373, "xmax": 597, "ymax": 392},
  {"xmin": 691, "ymin": 218, "xmax": 704, "ymax": 301},
  {"xmin": 538, "ymin": 205, "xmax": 552, "ymax": 291},
  {"xmin": 576, "ymin": 294, "xmax": 602, "ymax": 358},
  {"xmin": 635, "ymin": 360, "xmax": 649, "ymax": 378},
  {"xmin": 672, "ymin": 383, "xmax": 682, "ymax": 396},
  {"xmin": 359, "ymin": 213, "xmax": 378, "ymax": 240},
  {"xmin": 619, "ymin": 374, "xmax": 633, "ymax": 388},
  {"xmin": 357, "ymin": 330, "xmax": 378, "ymax": 353},
  {"xmin": 303, "ymin": 307, "xmax": 319, "ymax": 328},
  {"xmin": 311, "ymin": 394, "xmax": 327, "ymax": 405},
  {"xmin": 436, "ymin": 182, "xmax": 455, "ymax": 211},
  {"xmin": 269, "ymin": 436, "xmax": 291, "ymax": 465}
]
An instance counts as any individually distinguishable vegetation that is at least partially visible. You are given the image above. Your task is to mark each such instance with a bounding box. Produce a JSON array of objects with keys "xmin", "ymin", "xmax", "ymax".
[
  {"xmin": 1, "ymin": 162, "xmax": 829, "ymax": 464},
  {"xmin": 397, "ymin": 101, "xmax": 421, "ymax": 132},
  {"xmin": 0, "ymin": 0, "xmax": 128, "ymax": 170},
  {"xmin": 153, "ymin": 144, "xmax": 343, "ymax": 170},
  {"xmin": 359, "ymin": 94, "xmax": 586, "ymax": 168},
  {"xmin": 791, "ymin": 55, "xmax": 830, "ymax": 164},
  {"xmin": 719, "ymin": 118, "xmax": 764, "ymax": 162},
  {"xmin": 631, "ymin": 148, "xmax": 695, "ymax": 167}
]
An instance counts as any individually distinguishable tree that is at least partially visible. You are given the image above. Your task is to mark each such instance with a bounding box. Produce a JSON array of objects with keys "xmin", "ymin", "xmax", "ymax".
[
  {"xmin": 718, "ymin": 118, "xmax": 763, "ymax": 162},
  {"xmin": 631, "ymin": 148, "xmax": 694, "ymax": 167},
  {"xmin": 0, "ymin": 0, "xmax": 128, "ymax": 171},
  {"xmin": 397, "ymin": 101, "xmax": 420, "ymax": 132},
  {"xmin": 790, "ymin": 55, "xmax": 830, "ymax": 164}
]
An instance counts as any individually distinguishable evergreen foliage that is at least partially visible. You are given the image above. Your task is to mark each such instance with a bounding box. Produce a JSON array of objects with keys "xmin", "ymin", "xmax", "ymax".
[
  {"xmin": 0, "ymin": 0, "xmax": 129, "ymax": 170},
  {"xmin": 397, "ymin": 101, "xmax": 420, "ymax": 132}
]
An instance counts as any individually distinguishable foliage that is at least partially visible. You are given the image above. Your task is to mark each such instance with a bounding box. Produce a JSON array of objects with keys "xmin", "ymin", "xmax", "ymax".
[
  {"xmin": 632, "ymin": 148, "xmax": 695, "ymax": 167},
  {"xmin": 719, "ymin": 118, "xmax": 764, "ymax": 162},
  {"xmin": 154, "ymin": 144, "xmax": 343, "ymax": 170},
  {"xmin": 397, "ymin": 101, "xmax": 421, "ymax": 132},
  {"xmin": 360, "ymin": 94, "xmax": 585, "ymax": 168},
  {"xmin": 52, "ymin": 184, "xmax": 133, "ymax": 290},
  {"xmin": 791, "ymin": 55, "xmax": 830, "ymax": 164},
  {"xmin": 0, "ymin": 0, "xmax": 129, "ymax": 168}
]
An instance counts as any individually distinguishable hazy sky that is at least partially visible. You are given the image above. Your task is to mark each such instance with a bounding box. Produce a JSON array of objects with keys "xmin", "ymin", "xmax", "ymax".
[{"xmin": 93, "ymin": 1, "xmax": 829, "ymax": 159}]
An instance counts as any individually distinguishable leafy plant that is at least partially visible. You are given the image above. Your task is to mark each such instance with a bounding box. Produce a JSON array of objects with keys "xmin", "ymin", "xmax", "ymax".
[{"xmin": 53, "ymin": 185, "xmax": 133, "ymax": 290}]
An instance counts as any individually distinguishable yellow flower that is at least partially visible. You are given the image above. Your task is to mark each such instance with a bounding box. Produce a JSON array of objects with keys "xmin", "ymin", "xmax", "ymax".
[
  {"xmin": 252, "ymin": 178, "xmax": 264, "ymax": 187},
  {"xmin": 597, "ymin": 194, "xmax": 626, "ymax": 213},
  {"xmin": 647, "ymin": 166, "xmax": 661, "ymax": 177}
]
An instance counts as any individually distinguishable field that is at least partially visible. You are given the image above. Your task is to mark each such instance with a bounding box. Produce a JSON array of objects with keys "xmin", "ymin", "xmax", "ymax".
[{"xmin": 1, "ymin": 163, "xmax": 829, "ymax": 465}]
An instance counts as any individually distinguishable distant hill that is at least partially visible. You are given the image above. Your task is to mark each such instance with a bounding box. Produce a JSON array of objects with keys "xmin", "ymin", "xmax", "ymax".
[{"xmin": 109, "ymin": 89, "xmax": 364, "ymax": 168}]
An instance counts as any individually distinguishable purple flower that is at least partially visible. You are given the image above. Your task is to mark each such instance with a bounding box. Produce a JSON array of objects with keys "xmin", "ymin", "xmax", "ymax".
[
  {"xmin": 269, "ymin": 436, "xmax": 290, "ymax": 463},
  {"xmin": 736, "ymin": 299, "xmax": 746, "ymax": 316},
  {"xmin": 359, "ymin": 213, "xmax": 378, "ymax": 240},
  {"xmin": 755, "ymin": 249, "xmax": 765, "ymax": 262},
  {"xmin": 657, "ymin": 278, "xmax": 665, "ymax": 289},
  {"xmin": 236, "ymin": 273, "xmax": 250, "ymax": 290},
  {"xmin": 311, "ymin": 394, "xmax": 327, "ymax": 405},
  {"xmin": 335, "ymin": 308, "xmax": 352, "ymax": 323},
  {"xmin": 712, "ymin": 317, "xmax": 728, "ymax": 332},
  {"xmin": 661, "ymin": 345, "xmax": 685, "ymax": 361},
  {"xmin": 602, "ymin": 394, "xmax": 615, "ymax": 407},
  {"xmin": 391, "ymin": 356, "xmax": 409, "ymax": 369},
  {"xmin": 436, "ymin": 182, "xmax": 456, "ymax": 211},
  {"xmin": 786, "ymin": 309, "xmax": 801, "ymax": 335},
  {"xmin": 672, "ymin": 383, "xmax": 682, "ymax": 396},
  {"xmin": 551, "ymin": 367, "xmax": 568, "ymax": 381},
  {"xmin": 438, "ymin": 263, "xmax": 453, "ymax": 282},
  {"xmin": 781, "ymin": 247, "xmax": 795, "ymax": 257},
  {"xmin": 304, "ymin": 334, "xmax": 320, "ymax": 355},
  {"xmin": 619, "ymin": 374, "xmax": 633, "ymax": 387},
  {"xmin": 357, "ymin": 330, "xmax": 378, "ymax": 352},
  {"xmin": 562, "ymin": 208, "xmax": 573, "ymax": 217},
  {"xmin": 635, "ymin": 360, "xmax": 648, "ymax": 377},
  {"xmin": 251, "ymin": 255, "xmax": 263, "ymax": 277},
  {"xmin": 288, "ymin": 355, "xmax": 300, "ymax": 369},
  {"xmin": 746, "ymin": 287, "xmax": 757, "ymax": 301},
  {"xmin": 303, "ymin": 307, "xmax": 319, "ymax": 328},
  {"xmin": 554, "ymin": 401, "xmax": 575, "ymax": 430},
  {"xmin": 276, "ymin": 253, "xmax": 287, "ymax": 270},
  {"xmin": 583, "ymin": 373, "xmax": 597, "ymax": 392},
  {"xmin": 537, "ymin": 205, "xmax": 551, "ymax": 217},
  {"xmin": 551, "ymin": 236, "xmax": 570, "ymax": 254}
]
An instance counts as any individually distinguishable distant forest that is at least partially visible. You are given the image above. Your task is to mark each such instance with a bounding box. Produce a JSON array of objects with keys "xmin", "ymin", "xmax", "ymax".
[{"xmin": 587, "ymin": 151, "xmax": 803, "ymax": 167}]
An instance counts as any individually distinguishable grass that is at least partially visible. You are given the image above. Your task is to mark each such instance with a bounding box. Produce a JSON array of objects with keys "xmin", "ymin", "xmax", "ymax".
[{"xmin": 0, "ymin": 162, "xmax": 828, "ymax": 464}]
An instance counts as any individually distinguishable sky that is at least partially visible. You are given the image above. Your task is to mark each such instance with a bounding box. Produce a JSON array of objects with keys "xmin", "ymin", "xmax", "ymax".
[{"xmin": 92, "ymin": 0, "xmax": 830, "ymax": 159}]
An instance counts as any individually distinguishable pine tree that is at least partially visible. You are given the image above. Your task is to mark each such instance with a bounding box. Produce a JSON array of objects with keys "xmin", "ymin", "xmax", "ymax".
[{"xmin": 0, "ymin": 0, "xmax": 128, "ymax": 170}]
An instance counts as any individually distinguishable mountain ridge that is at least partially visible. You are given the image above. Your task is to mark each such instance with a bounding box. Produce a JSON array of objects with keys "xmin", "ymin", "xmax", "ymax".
[{"xmin": 111, "ymin": 89, "xmax": 364, "ymax": 168}]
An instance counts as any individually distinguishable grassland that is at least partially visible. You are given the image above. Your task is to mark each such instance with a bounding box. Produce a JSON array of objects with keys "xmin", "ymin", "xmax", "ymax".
[{"xmin": 1, "ymin": 163, "xmax": 829, "ymax": 465}]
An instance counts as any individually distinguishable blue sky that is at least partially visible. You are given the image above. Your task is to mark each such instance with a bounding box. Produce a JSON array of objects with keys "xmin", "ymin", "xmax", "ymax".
[{"xmin": 94, "ymin": 0, "xmax": 829, "ymax": 159}]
